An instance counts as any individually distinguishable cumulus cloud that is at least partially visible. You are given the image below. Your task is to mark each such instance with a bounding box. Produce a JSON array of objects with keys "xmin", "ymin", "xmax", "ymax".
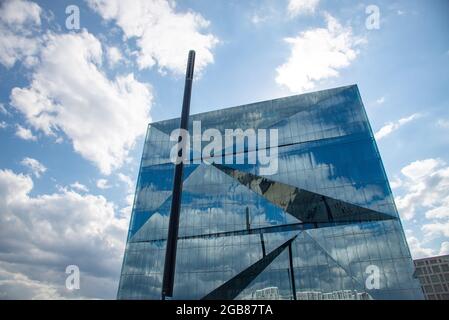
[
  {"xmin": 70, "ymin": 182, "xmax": 89, "ymax": 193},
  {"xmin": 10, "ymin": 30, "xmax": 153, "ymax": 175},
  {"xmin": 0, "ymin": 169, "xmax": 127, "ymax": 299},
  {"xmin": 404, "ymin": 232, "xmax": 434, "ymax": 259},
  {"xmin": 0, "ymin": 0, "xmax": 41, "ymax": 26},
  {"xmin": 20, "ymin": 157, "xmax": 46, "ymax": 178},
  {"xmin": 394, "ymin": 158, "xmax": 449, "ymax": 258},
  {"xmin": 0, "ymin": 30, "xmax": 40, "ymax": 68},
  {"xmin": 87, "ymin": 0, "xmax": 219, "ymax": 75},
  {"xmin": 116, "ymin": 173, "xmax": 135, "ymax": 217},
  {"xmin": 395, "ymin": 158, "xmax": 449, "ymax": 221},
  {"xmin": 15, "ymin": 125, "xmax": 37, "ymax": 141},
  {"xmin": 117, "ymin": 173, "xmax": 134, "ymax": 191},
  {"xmin": 106, "ymin": 46, "xmax": 123, "ymax": 67},
  {"xmin": 426, "ymin": 206, "xmax": 449, "ymax": 219},
  {"xmin": 0, "ymin": 0, "xmax": 42, "ymax": 68},
  {"xmin": 287, "ymin": 0, "xmax": 320, "ymax": 17},
  {"xmin": 439, "ymin": 242, "xmax": 449, "ymax": 255},
  {"xmin": 96, "ymin": 178, "xmax": 111, "ymax": 190},
  {"xmin": 401, "ymin": 158, "xmax": 441, "ymax": 180},
  {"xmin": 0, "ymin": 264, "xmax": 64, "ymax": 300},
  {"xmin": 119, "ymin": 193, "xmax": 134, "ymax": 219},
  {"xmin": 422, "ymin": 222, "xmax": 449, "ymax": 239},
  {"xmin": 374, "ymin": 113, "xmax": 421, "ymax": 141},
  {"xmin": 276, "ymin": 13, "xmax": 362, "ymax": 93},
  {"xmin": 404, "ymin": 230, "xmax": 449, "ymax": 259}
]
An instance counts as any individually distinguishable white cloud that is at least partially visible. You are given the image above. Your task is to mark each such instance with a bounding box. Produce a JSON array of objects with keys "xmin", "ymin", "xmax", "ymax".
[
  {"xmin": 250, "ymin": 13, "xmax": 267, "ymax": 25},
  {"xmin": 0, "ymin": 103, "xmax": 8, "ymax": 115},
  {"xmin": 401, "ymin": 158, "xmax": 440, "ymax": 180},
  {"xmin": 15, "ymin": 125, "xmax": 37, "ymax": 141},
  {"xmin": 116, "ymin": 173, "xmax": 135, "ymax": 218},
  {"xmin": 0, "ymin": 0, "xmax": 41, "ymax": 26},
  {"xmin": 404, "ymin": 230, "xmax": 449, "ymax": 259},
  {"xmin": 376, "ymin": 96, "xmax": 385, "ymax": 105},
  {"xmin": 0, "ymin": 0, "xmax": 42, "ymax": 68},
  {"xmin": 437, "ymin": 119, "xmax": 449, "ymax": 129},
  {"xmin": 10, "ymin": 30, "xmax": 153, "ymax": 175},
  {"xmin": 395, "ymin": 159, "xmax": 449, "ymax": 221},
  {"xmin": 389, "ymin": 176, "xmax": 402, "ymax": 189},
  {"xmin": 87, "ymin": 0, "xmax": 219, "ymax": 75},
  {"xmin": 287, "ymin": 0, "xmax": 320, "ymax": 17},
  {"xmin": 426, "ymin": 206, "xmax": 449, "ymax": 219},
  {"xmin": 439, "ymin": 241, "xmax": 449, "ymax": 255},
  {"xmin": 0, "ymin": 121, "xmax": 7, "ymax": 129},
  {"xmin": 70, "ymin": 181, "xmax": 89, "ymax": 193},
  {"xmin": 276, "ymin": 13, "xmax": 362, "ymax": 93},
  {"xmin": 96, "ymin": 178, "xmax": 111, "ymax": 190},
  {"xmin": 117, "ymin": 173, "xmax": 133, "ymax": 191},
  {"xmin": 406, "ymin": 234, "xmax": 435, "ymax": 259},
  {"xmin": 0, "ymin": 169, "xmax": 127, "ymax": 299},
  {"xmin": 0, "ymin": 264, "xmax": 64, "ymax": 300},
  {"xmin": 20, "ymin": 157, "xmax": 46, "ymax": 178},
  {"xmin": 374, "ymin": 113, "xmax": 421, "ymax": 141},
  {"xmin": 0, "ymin": 30, "xmax": 40, "ymax": 68},
  {"xmin": 422, "ymin": 222, "xmax": 449, "ymax": 239},
  {"xmin": 106, "ymin": 46, "xmax": 123, "ymax": 67},
  {"xmin": 120, "ymin": 193, "xmax": 135, "ymax": 219}
]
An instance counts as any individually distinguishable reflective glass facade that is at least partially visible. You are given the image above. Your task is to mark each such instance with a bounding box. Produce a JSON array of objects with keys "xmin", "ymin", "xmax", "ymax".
[{"xmin": 117, "ymin": 85, "xmax": 424, "ymax": 300}]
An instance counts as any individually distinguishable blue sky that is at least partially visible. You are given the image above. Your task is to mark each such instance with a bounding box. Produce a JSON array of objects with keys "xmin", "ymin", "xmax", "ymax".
[{"xmin": 0, "ymin": 0, "xmax": 448, "ymax": 299}]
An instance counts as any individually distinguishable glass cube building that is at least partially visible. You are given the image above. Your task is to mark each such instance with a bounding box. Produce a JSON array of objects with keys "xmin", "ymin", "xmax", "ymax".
[{"xmin": 117, "ymin": 85, "xmax": 424, "ymax": 300}]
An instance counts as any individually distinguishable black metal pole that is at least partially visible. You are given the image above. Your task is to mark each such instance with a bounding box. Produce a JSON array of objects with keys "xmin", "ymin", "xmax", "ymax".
[
  {"xmin": 260, "ymin": 232, "xmax": 266, "ymax": 257},
  {"xmin": 161, "ymin": 50, "xmax": 195, "ymax": 300},
  {"xmin": 288, "ymin": 242, "xmax": 297, "ymax": 300}
]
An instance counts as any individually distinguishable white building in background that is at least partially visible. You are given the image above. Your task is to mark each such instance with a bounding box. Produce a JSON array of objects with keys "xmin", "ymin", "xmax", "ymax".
[
  {"xmin": 248, "ymin": 287, "xmax": 373, "ymax": 300},
  {"xmin": 252, "ymin": 287, "xmax": 280, "ymax": 300},
  {"xmin": 297, "ymin": 290, "xmax": 372, "ymax": 300}
]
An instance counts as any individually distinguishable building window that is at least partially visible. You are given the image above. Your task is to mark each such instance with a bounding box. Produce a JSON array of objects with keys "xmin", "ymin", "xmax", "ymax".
[
  {"xmin": 432, "ymin": 265, "xmax": 441, "ymax": 273},
  {"xmin": 434, "ymin": 284, "xmax": 443, "ymax": 293}
]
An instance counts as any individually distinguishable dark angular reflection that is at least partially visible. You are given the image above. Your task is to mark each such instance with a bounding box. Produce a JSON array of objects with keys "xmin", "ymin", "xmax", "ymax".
[
  {"xmin": 213, "ymin": 163, "xmax": 394, "ymax": 224},
  {"xmin": 202, "ymin": 235, "xmax": 298, "ymax": 300}
]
